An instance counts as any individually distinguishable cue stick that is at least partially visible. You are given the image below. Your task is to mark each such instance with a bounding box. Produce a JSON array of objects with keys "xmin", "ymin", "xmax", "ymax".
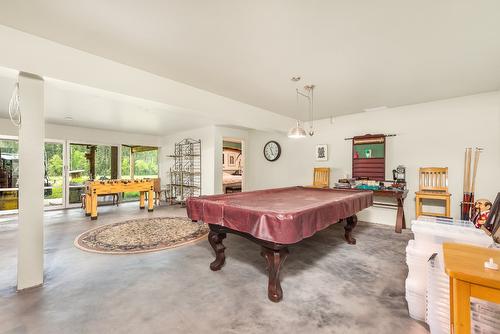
[
  {"xmin": 466, "ymin": 148, "xmax": 472, "ymax": 193},
  {"xmin": 466, "ymin": 147, "xmax": 473, "ymax": 219},
  {"xmin": 462, "ymin": 148, "xmax": 472, "ymax": 220},
  {"xmin": 462, "ymin": 148, "xmax": 469, "ymax": 194},
  {"xmin": 461, "ymin": 148, "xmax": 467, "ymax": 220},
  {"xmin": 470, "ymin": 147, "xmax": 482, "ymax": 203}
]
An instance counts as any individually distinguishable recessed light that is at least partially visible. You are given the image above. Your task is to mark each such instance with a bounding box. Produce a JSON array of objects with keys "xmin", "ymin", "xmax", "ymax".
[{"xmin": 64, "ymin": 116, "xmax": 73, "ymax": 121}]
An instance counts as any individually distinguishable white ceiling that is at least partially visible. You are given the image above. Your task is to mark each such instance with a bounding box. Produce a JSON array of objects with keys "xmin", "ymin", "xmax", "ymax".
[
  {"xmin": 0, "ymin": 67, "xmax": 217, "ymax": 135},
  {"xmin": 0, "ymin": 0, "xmax": 499, "ymax": 121}
]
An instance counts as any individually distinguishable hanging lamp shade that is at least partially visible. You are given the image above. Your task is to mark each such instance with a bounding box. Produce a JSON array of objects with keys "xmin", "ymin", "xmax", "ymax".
[{"xmin": 287, "ymin": 121, "xmax": 307, "ymax": 139}]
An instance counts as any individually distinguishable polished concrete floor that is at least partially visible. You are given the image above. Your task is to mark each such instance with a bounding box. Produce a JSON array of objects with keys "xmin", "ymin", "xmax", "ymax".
[{"xmin": 0, "ymin": 203, "xmax": 429, "ymax": 334}]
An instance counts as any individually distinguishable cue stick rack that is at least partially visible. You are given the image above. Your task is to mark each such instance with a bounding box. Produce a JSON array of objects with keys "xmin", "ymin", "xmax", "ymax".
[
  {"xmin": 461, "ymin": 147, "xmax": 483, "ymax": 221},
  {"xmin": 348, "ymin": 134, "xmax": 395, "ymax": 181},
  {"xmin": 167, "ymin": 138, "xmax": 201, "ymax": 206},
  {"xmin": 344, "ymin": 134, "xmax": 396, "ymax": 141}
]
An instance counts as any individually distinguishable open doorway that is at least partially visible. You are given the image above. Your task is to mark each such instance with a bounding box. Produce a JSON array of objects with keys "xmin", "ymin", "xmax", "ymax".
[{"xmin": 222, "ymin": 138, "xmax": 243, "ymax": 193}]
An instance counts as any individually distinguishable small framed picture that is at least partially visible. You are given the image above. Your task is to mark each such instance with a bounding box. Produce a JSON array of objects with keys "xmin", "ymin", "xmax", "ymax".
[{"xmin": 316, "ymin": 144, "xmax": 328, "ymax": 161}]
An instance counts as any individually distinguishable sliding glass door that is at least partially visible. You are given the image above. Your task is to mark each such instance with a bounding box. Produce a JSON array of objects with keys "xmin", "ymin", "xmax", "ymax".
[
  {"xmin": 44, "ymin": 141, "xmax": 65, "ymax": 209},
  {"xmin": 67, "ymin": 143, "xmax": 88, "ymax": 206},
  {"xmin": 66, "ymin": 143, "xmax": 116, "ymax": 207},
  {"xmin": 1, "ymin": 138, "xmax": 160, "ymax": 214},
  {"xmin": 0, "ymin": 137, "xmax": 67, "ymax": 213}
]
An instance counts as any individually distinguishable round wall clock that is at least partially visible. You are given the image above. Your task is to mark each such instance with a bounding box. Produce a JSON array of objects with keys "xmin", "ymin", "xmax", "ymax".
[{"xmin": 263, "ymin": 140, "xmax": 281, "ymax": 161}]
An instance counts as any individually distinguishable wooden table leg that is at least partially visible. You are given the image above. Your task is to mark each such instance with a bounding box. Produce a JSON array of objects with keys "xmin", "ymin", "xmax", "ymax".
[
  {"xmin": 452, "ymin": 278, "xmax": 471, "ymax": 334},
  {"xmin": 208, "ymin": 230, "xmax": 227, "ymax": 271},
  {"xmin": 261, "ymin": 246, "xmax": 289, "ymax": 302},
  {"xmin": 449, "ymin": 277, "xmax": 454, "ymax": 332},
  {"xmin": 139, "ymin": 191, "xmax": 145, "ymax": 209},
  {"xmin": 148, "ymin": 189, "xmax": 154, "ymax": 212},
  {"xmin": 344, "ymin": 215, "xmax": 358, "ymax": 244},
  {"xmin": 401, "ymin": 199, "xmax": 406, "ymax": 230},
  {"xmin": 395, "ymin": 198, "xmax": 404, "ymax": 233}
]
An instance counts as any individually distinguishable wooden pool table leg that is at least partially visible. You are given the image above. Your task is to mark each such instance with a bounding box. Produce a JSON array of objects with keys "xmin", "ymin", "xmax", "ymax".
[
  {"xmin": 344, "ymin": 215, "xmax": 358, "ymax": 245},
  {"xmin": 261, "ymin": 246, "xmax": 289, "ymax": 302},
  {"xmin": 208, "ymin": 230, "xmax": 227, "ymax": 271}
]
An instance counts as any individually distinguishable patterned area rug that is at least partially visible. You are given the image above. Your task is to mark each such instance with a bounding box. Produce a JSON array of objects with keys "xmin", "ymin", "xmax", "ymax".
[{"xmin": 74, "ymin": 217, "xmax": 209, "ymax": 254}]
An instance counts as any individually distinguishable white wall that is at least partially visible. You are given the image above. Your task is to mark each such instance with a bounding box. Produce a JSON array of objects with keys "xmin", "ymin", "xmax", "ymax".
[
  {"xmin": 245, "ymin": 92, "xmax": 500, "ymax": 225},
  {"xmin": 160, "ymin": 126, "xmax": 216, "ymax": 195},
  {"xmin": 159, "ymin": 125, "xmax": 250, "ymax": 195}
]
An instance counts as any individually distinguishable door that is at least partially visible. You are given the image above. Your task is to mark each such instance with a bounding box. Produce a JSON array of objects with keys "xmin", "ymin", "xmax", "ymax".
[
  {"xmin": 44, "ymin": 140, "xmax": 65, "ymax": 210},
  {"xmin": 67, "ymin": 143, "xmax": 91, "ymax": 208}
]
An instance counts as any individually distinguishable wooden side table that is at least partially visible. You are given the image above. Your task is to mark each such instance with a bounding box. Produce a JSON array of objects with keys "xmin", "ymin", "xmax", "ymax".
[
  {"xmin": 372, "ymin": 189, "xmax": 408, "ymax": 233},
  {"xmin": 443, "ymin": 243, "xmax": 500, "ymax": 334},
  {"xmin": 332, "ymin": 187, "xmax": 408, "ymax": 233}
]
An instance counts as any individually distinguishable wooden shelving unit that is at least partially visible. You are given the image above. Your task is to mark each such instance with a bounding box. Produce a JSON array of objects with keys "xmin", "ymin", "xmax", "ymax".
[{"xmin": 168, "ymin": 138, "xmax": 201, "ymax": 205}]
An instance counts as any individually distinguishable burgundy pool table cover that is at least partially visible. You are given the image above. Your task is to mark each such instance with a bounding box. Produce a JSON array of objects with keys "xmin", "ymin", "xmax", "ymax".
[{"xmin": 186, "ymin": 186, "xmax": 373, "ymax": 244}]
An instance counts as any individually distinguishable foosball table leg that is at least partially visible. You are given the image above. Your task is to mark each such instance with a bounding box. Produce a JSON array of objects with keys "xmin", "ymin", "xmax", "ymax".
[
  {"xmin": 148, "ymin": 189, "xmax": 154, "ymax": 212},
  {"xmin": 139, "ymin": 191, "xmax": 145, "ymax": 209},
  {"xmin": 90, "ymin": 195, "xmax": 98, "ymax": 220},
  {"xmin": 85, "ymin": 194, "xmax": 91, "ymax": 217}
]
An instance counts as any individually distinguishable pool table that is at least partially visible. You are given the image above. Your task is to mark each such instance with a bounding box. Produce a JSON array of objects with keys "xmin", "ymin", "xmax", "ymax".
[{"xmin": 186, "ymin": 186, "xmax": 373, "ymax": 302}]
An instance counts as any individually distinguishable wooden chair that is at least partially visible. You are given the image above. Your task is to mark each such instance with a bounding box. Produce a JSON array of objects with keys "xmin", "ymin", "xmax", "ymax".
[
  {"xmin": 311, "ymin": 168, "xmax": 330, "ymax": 188},
  {"xmin": 415, "ymin": 167, "xmax": 451, "ymax": 218},
  {"xmin": 150, "ymin": 177, "xmax": 172, "ymax": 205}
]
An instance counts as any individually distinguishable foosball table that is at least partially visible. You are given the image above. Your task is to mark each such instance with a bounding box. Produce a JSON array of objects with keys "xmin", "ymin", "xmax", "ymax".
[{"xmin": 84, "ymin": 179, "xmax": 154, "ymax": 220}]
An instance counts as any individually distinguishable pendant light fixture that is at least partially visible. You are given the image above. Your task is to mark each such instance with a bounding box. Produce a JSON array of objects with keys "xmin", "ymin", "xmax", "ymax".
[
  {"xmin": 288, "ymin": 81, "xmax": 315, "ymax": 139},
  {"xmin": 9, "ymin": 82, "xmax": 21, "ymax": 127},
  {"xmin": 287, "ymin": 120, "xmax": 307, "ymax": 138}
]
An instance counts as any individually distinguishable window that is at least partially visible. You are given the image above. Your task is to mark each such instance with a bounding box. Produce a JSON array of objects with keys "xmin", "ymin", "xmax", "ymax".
[
  {"xmin": 68, "ymin": 143, "xmax": 114, "ymax": 204},
  {"xmin": 121, "ymin": 145, "xmax": 158, "ymax": 179},
  {"xmin": 121, "ymin": 145, "xmax": 159, "ymax": 201}
]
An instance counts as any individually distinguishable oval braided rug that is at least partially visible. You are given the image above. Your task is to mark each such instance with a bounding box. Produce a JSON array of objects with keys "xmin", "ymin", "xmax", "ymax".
[{"xmin": 74, "ymin": 217, "xmax": 209, "ymax": 254}]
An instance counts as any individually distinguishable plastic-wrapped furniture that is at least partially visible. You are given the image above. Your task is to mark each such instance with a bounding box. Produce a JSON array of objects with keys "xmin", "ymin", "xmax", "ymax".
[{"xmin": 406, "ymin": 217, "xmax": 491, "ymax": 332}]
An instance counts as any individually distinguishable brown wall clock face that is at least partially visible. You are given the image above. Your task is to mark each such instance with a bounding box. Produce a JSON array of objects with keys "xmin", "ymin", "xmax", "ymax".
[{"xmin": 263, "ymin": 141, "xmax": 281, "ymax": 161}]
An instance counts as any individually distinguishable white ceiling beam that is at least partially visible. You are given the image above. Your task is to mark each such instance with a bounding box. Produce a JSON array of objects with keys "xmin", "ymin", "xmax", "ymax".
[{"xmin": 0, "ymin": 25, "xmax": 293, "ymax": 133}]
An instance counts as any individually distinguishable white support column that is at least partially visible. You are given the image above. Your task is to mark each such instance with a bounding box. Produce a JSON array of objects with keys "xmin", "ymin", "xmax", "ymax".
[{"xmin": 17, "ymin": 72, "xmax": 45, "ymax": 290}]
